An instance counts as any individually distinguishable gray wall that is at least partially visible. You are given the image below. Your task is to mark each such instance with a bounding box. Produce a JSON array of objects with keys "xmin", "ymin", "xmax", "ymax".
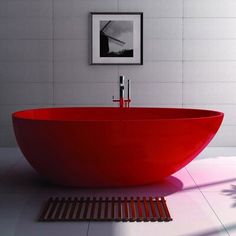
[{"xmin": 0, "ymin": 0, "xmax": 235, "ymax": 146}]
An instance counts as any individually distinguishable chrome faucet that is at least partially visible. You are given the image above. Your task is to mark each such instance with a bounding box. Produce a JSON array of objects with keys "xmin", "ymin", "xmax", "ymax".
[{"xmin": 113, "ymin": 75, "xmax": 131, "ymax": 108}]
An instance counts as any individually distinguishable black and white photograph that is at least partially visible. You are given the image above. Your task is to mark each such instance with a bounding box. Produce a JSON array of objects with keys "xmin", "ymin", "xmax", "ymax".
[
  {"xmin": 100, "ymin": 20, "xmax": 133, "ymax": 57},
  {"xmin": 91, "ymin": 13, "xmax": 143, "ymax": 65}
]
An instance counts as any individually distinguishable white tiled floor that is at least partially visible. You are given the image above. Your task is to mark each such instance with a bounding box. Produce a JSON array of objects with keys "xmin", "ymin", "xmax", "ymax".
[{"xmin": 0, "ymin": 147, "xmax": 236, "ymax": 236}]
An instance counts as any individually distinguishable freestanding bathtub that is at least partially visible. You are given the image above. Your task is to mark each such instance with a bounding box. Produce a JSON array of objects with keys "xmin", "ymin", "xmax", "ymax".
[{"xmin": 12, "ymin": 107, "xmax": 223, "ymax": 187}]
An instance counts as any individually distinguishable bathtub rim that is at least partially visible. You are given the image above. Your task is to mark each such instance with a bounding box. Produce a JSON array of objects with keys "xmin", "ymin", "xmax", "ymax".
[{"xmin": 12, "ymin": 107, "xmax": 224, "ymax": 123}]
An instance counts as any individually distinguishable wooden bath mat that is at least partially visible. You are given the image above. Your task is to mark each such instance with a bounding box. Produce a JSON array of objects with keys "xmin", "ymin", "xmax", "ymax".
[{"xmin": 39, "ymin": 196, "xmax": 172, "ymax": 222}]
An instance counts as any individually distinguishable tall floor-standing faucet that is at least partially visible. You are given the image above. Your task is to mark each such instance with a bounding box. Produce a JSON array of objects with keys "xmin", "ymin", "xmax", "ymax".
[{"xmin": 113, "ymin": 76, "xmax": 131, "ymax": 108}]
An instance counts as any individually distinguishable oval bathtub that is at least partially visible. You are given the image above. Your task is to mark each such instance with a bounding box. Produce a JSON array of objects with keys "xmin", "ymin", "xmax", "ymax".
[{"xmin": 12, "ymin": 107, "xmax": 223, "ymax": 187}]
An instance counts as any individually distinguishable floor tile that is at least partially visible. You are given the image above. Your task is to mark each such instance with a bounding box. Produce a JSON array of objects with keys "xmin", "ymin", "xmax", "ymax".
[
  {"xmin": 203, "ymin": 192, "xmax": 236, "ymax": 236},
  {"xmin": 0, "ymin": 159, "xmax": 45, "ymax": 194},
  {"xmin": 186, "ymin": 161, "xmax": 236, "ymax": 192},
  {"xmin": 14, "ymin": 193, "xmax": 89, "ymax": 236},
  {"xmin": 0, "ymin": 148, "xmax": 22, "ymax": 178},
  {"xmin": 0, "ymin": 193, "xmax": 32, "ymax": 236},
  {"xmin": 0, "ymin": 147, "xmax": 235, "ymax": 236},
  {"xmin": 88, "ymin": 191, "xmax": 227, "ymax": 236}
]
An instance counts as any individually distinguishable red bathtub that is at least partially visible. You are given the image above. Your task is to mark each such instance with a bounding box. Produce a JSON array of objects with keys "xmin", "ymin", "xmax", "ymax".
[{"xmin": 12, "ymin": 107, "xmax": 223, "ymax": 187}]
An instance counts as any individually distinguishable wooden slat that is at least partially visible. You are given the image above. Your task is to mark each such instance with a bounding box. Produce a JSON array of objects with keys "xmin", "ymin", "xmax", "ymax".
[
  {"xmin": 69, "ymin": 197, "xmax": 78, "ymax": 220},
  {"xmin": 143, "ymin": 197, "xmax": 150, "ymax": 221},
  {"xmin": 149, "ymin": 197, "xmax": 157, "ymax": 221},
  {"xmin": 39, "ymin": 197, "xmax": 53, "ymax": 221},
  {"xmin": 161, "ymin": 197, "xmax": 172, "ymax": 221},
  {"xmin": 130, "ymin": 197, "xmax": 136, "ymax": 221},
  {"xmin": 104, "ymin": 197, "xmax": 109, "ymax": 220},
  {"xmin": 52, "ymin": 198, "xmax": 62, "ymax": 220},
  {"xmin": 137, "ymin": 197, "xmax": 143, "ymax": 221},
  {"xmin": 123, "ymin": 197, "xmax": 129, "ymax": 221},
  {"xmin": 117, "ymin": 197, "xmax": 122, "ymax": 221},
  {"xmin": 48, "ymin": 197, "xmax": 60, "ymax": 221},
  {"xmin": 75, "ymin": 197, "xmax": 84, "ymax": 220},
  {"xmin": 155, "ymin": 197, "xmax": 164, "ymax": 221},
  {"xmin": 58, "ymin": 198, "xmax": 67, "ymax": 221},
  {"xmin": 52, "ymin": 197, "xmax": 62, "ymax": 220},
  {"xmin": 97, "ymin": 197, "xmax": 102, "ymax": 220},
  {"xmin": 82, "ymin": 197, "xmax": 90, "ymax": 220},
  {"xmin": 111, "ymin": 197, "xmax": 115, "ymax": 220},
  {"xmin": 90, "ymin": 197, "xmax": 96, "ymax": 220},
  {"xmin": 62, "ymin": 197, "xmax": 71, "ymax": 220},
  {"xmin": 66, "ymin": 198, "xmax": 74, "ymax": 220}
]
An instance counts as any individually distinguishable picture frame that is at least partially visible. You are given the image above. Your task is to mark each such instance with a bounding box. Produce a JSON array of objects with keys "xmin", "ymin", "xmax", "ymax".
[{"xmin": 90, "ymin": 12, "xmax": 143, "ymax": 65}]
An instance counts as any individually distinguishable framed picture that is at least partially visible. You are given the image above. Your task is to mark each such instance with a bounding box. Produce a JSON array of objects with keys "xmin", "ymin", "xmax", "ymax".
[{"xmin": 90, "ymin": 12, "xmax": 143, "ymax": 65}]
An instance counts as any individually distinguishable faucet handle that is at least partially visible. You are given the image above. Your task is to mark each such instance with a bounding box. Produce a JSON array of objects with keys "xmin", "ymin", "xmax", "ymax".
[
  {"xmin": 112, "ymin": 96, "xmax": 119, "ymax": 103},
  {"xmin": 120, "ymin": 75, "xmax": 125, "ymax": 85}
]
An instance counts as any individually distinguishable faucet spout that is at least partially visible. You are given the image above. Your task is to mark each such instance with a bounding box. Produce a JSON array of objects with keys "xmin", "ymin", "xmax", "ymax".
[{"xmin": 119, "ymin": 76, "xmax": 125, "ymax": 108}]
